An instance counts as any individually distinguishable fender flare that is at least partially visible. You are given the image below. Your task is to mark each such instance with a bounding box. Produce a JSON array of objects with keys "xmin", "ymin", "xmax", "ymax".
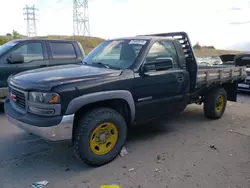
[{"xmin": 65, "ymin": 90, "xmax": 135, "ymax": 124}]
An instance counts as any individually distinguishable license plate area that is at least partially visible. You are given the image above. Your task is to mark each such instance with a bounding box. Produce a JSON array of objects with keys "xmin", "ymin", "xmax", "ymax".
[{"xmin": 238, "ymin": 83, "xmax": 249, "ymax": 88}]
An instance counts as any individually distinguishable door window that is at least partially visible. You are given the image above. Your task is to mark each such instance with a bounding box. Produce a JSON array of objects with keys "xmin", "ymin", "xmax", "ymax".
[
  {"xmin": 146, "ymin": 41, "xmax": 178, "ymax": 68},
  {"xmin": 50, "ymin": 42, "xmax": 77, "ymax": 59},
  {"xmin": 13, "ymin": 42, "xmax": 44, "ymax": 63}
]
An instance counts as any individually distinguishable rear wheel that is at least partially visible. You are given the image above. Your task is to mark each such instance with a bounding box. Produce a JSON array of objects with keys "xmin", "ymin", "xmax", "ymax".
[
  {"xmin": 203, "ymin": 87, "xmax": 227, "ymax": 119},
  {"xmin": 73, "ymin": 107, "xmax": 127, "ymax": 166}
]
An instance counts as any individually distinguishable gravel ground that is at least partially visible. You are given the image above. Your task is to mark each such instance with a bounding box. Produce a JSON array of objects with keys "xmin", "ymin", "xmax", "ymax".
[{"xmin": 0, "ymin": 93, "xmax": 249, "ymax": 188}]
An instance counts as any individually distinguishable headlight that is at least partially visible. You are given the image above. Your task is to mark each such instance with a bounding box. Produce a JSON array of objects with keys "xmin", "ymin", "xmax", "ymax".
[{"xmin": 29, "ymin": 92, "xmax": 60, "ymax": 104}]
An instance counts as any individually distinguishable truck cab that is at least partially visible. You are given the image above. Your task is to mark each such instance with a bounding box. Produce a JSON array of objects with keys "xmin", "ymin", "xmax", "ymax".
[{"xmin": 0, "ymin": 39, "xmax": 85, "ymax": 100}]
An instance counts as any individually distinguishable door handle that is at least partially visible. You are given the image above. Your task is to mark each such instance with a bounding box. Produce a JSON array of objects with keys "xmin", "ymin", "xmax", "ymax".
[{"xmin": 177, "ymin": 76, "xmax": 184, "ymax": 82}]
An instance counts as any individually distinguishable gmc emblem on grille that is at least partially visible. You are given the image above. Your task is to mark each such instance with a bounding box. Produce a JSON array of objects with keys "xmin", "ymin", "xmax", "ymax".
[{"xmin": 10, "ymin": 92, "xmax": 16, "ymax": 102}]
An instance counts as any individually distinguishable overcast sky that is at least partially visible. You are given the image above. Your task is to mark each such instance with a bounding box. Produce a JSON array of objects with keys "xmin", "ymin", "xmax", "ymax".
[{"xmin": 0, "ymin": 0, "xmax": 250, "ymax": 49}]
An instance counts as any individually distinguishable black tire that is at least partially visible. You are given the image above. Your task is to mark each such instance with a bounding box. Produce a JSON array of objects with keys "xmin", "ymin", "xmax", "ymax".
[
  {"xmin": 203, "ymin": 87, "xmax": 227, "ymax": 119},
  {"xmin": 72, "ymin": 107, "xmax": 127, "ymax": 166}
]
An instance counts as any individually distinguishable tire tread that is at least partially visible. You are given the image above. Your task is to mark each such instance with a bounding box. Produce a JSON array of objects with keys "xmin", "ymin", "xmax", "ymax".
[
  {"xmin": 73, "ymin": 107, "xmax": 127, "ymax": 166},
  {"xmin": 203, "ymin": 87, "xmax": 227, "ymax": 119}
]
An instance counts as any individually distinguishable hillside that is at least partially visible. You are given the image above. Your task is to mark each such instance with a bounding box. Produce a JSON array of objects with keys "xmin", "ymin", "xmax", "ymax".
[
  {"xmin": 193, "ymin": 48, "xmax": 247, "ymax": 57},
  {"xmin": 35, "ymin": 36, "xmax": 249, "ymax": 56},
  {"xmin": 0, "ymin": 34, "xmax": 248, "ymax": 56}
]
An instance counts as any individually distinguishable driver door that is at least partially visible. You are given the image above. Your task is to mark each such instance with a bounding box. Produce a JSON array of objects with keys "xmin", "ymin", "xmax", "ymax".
[
  {"xmin": 132, "ymin": 40, "xmax": 189, "ymax": 124},
  {"xmin": 0, "ymin": 41, "xmax": 48, "ymax": 88}
]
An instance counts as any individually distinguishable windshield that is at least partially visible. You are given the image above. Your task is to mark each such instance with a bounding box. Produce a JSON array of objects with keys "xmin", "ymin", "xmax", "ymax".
[
  {"xmin": 83, "ymin": 39, "xmax": 148, "ymax": 69},
  {"xmin": 0, "ymin": 41, "xmax": 19, "ymax": 56}
]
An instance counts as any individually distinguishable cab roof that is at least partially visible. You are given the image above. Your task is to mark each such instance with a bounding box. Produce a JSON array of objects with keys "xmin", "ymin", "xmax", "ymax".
[
  {"xmin": 11, "ymin": 38, "xmax": 76, "ymax": 43},
  {"xmin": 109, "ymin": 35, "xmax": 176, "ymax": 42}
]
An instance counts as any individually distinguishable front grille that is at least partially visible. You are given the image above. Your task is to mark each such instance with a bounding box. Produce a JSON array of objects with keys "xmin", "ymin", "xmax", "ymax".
[{"xmin": 11, "ymin": 88, "xmax": 26, "ymax": 109}]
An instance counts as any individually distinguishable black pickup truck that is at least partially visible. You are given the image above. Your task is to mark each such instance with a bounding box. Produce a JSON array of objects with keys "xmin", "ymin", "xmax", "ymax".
[
  {"xmin": 4, "ymin": 32, "xmax": 246, "ymax": 166},
  {"xmin": 0, "ymin": 39, "xmax": 85, "ymax": 100}
]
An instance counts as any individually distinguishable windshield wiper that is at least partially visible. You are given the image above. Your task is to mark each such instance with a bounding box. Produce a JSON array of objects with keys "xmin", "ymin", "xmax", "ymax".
[
  {"xmin": 84, "ymin": 61, "xmax": 120, "ymax": 70},
  {"xmin": 92, "ymin": 62, "xmax": 111, "ymax": 69}
]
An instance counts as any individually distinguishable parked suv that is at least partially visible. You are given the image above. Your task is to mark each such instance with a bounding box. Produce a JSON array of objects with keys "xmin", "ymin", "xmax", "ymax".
[{"xmin": 0, "ymin": 39, "xmax": 85, "ymax": 100}]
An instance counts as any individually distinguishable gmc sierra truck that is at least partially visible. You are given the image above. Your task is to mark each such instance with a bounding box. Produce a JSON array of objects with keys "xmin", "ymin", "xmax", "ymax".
[
  {"xmin": 0, "ymin": 39, "xmax": 85, "ymax": 100},
  {"xmin": 4, "ymin": 32, "xmax": 247, "ymax": 166}
]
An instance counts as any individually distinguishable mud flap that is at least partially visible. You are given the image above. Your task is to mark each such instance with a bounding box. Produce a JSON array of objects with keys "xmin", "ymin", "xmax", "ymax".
[{"xmin": 224, "ymin": 81, "xmax": 238, "ymax": 102}]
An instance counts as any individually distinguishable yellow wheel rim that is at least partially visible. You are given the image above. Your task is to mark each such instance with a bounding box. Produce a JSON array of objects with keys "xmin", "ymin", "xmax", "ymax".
[
  {"xmin": 90, "ymin": 122, "xmax": 118, "ymax": 155},
  {"xmin": 215, "ymin": 95, "xmax": 225, "ymax": 113}
]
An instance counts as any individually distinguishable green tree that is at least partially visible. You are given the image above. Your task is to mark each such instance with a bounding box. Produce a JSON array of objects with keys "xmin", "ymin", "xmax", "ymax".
[
  {"xmin": 193, "ymin": 42, "xmax": 201, "ymax": 50},
  {"xmin": 12, "ymin": 30, "xmax": 21, "ymax": 39},
  {"xmin": 207, "ymin": 46, "xmax": 215, "ymax": 49},
  {"xmin": 6, "ymin": 33, "xmax": 12, "ymax": 37}
]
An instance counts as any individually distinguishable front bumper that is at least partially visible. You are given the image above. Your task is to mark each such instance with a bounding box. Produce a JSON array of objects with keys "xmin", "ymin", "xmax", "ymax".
[
  {"xmin": 5, "ymin": 99, "xmax": 74, "ymax": 141},
  {"xmin": 7, "ymin": 114, "xmax": 74, "ymax": 141}
]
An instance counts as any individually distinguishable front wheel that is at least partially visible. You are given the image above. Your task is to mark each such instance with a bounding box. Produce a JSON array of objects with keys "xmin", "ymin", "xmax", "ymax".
[
  {"xmin": 72, "ymin": 107, "xmax": 127, "ymax": 166},
  {"xmin": 203, "ymin": 87, "xmax": 227, "ymax": 119}
]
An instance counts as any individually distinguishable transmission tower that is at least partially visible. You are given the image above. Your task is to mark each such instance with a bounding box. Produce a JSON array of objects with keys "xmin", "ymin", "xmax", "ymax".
[
  {"xmin": 23, "ymin": 5, "xmax": 38, "ymax": 37},
  {"xmin": 73, "ymin": 0, "xmax": 90, "ymax": 36}
]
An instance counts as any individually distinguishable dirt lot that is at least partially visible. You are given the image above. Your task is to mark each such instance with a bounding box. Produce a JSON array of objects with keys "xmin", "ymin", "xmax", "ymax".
[{"xmin": 0, "ymin": 93, "xmax": 249, "ymax": 188}]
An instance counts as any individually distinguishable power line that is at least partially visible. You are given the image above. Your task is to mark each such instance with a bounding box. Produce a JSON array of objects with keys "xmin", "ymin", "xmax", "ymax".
[
  {"xmin": 73, "ymin": 0, "xmax": 90, "ymax": 36},
  {"xmin": 23, "ymin": 5, "xmax": 39, "ymax": 37}
]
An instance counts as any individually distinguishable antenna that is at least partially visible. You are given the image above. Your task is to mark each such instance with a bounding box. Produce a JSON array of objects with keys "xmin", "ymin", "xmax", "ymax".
[
  {"xmin": 23, "ymin": 5, "xmax": 39, "ymax": 37},
  {"xmin": 73, "ymin": 0, "xmax": 90, "ymax": 36}
]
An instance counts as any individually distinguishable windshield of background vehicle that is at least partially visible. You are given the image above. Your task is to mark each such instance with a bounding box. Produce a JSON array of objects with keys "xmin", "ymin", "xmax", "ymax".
[
  {"xmin": 83, "ymin": 39, "xmax": 148, "ymax": 69},
  {"xmin": 0, "ymin": 41, "xmax": 18, "ymax": 56}
]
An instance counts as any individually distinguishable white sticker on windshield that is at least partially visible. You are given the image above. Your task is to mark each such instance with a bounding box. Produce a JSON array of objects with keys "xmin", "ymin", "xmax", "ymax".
[{"xmin": 129, "ymin": 40, "xmax": 147, "ymax": 45}]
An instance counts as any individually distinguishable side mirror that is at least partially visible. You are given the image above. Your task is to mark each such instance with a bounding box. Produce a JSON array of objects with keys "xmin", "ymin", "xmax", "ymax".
[
  {"xmin": 7, "ymin": 52, "xmax": 24, "ymax": 64},
  {"xmin": 143, "ymin": 57, "xmax": 173, "ymax": 72}
]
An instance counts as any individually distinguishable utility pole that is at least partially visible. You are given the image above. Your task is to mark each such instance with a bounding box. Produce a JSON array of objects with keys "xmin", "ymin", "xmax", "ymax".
[
  {"xmin": 73, "ymin": 0, "xmax": 90, "ymax": 36},
  {"xmin": 23, "ymin": 5, "xmax": 38, "ymax": 37}
]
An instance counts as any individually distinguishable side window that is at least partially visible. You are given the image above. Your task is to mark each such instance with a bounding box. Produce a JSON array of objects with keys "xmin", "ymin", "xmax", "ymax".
[
  {"xmin": 13, "ymin": 42, "xmax": 44, "ymax": 63},
  {"xmin": 146, "ymin": 41, "xmax": 178, "ymax": 68},
  {"xmin": 50, "ymin": 42, "xmax": 77, "ymax": 59}
]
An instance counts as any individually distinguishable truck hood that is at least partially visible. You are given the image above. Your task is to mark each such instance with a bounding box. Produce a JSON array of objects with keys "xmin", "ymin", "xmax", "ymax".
[{"xmin": 9, "ymin": 64, "xmax": 122, "ymax": 90}]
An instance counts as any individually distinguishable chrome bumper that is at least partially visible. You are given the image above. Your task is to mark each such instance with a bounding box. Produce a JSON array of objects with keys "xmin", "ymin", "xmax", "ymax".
[{"xmin": 7, "ymin": 114, "xmax": 74, "ymax": 141}]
